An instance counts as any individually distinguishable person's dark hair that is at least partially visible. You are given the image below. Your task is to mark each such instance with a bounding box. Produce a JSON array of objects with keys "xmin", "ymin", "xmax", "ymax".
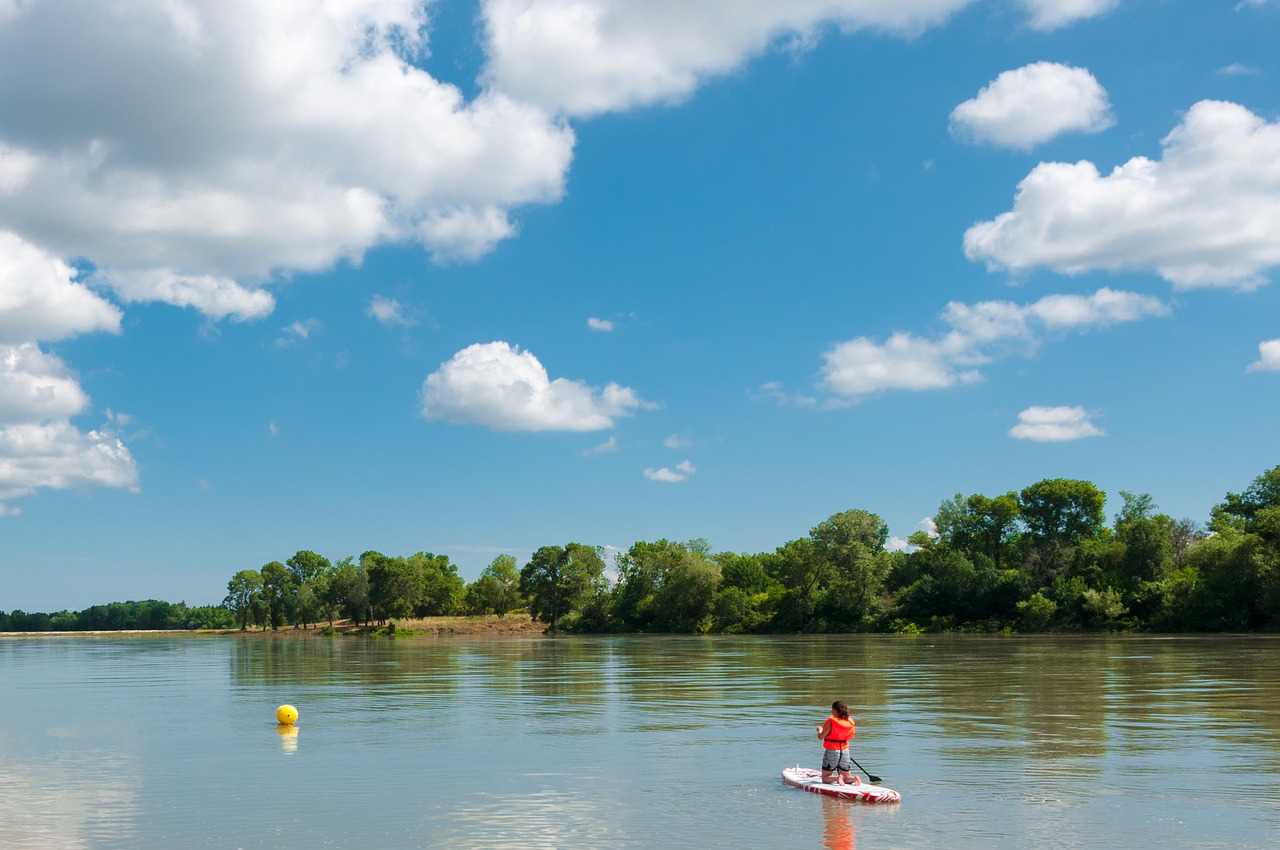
[{"xmin": 831, "ymin": 700, "xmax": 849, "ymax": 719}]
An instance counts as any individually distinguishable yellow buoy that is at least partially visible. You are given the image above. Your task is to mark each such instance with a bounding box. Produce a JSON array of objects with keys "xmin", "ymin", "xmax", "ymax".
[{"xmin": 275, "ymin": 704, "xmax": 299, "ymax": 725}]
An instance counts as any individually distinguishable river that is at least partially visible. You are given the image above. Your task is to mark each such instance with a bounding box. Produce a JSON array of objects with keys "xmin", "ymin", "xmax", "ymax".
[{"xmin": 1, "ymin": 633, "xmax": 1276, "ymax": 849}]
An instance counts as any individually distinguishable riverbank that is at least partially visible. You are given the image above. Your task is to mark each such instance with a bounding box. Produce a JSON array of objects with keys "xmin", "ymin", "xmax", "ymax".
[{"xmin": 0, "ymin": 614, "xmax": 547, "ymax": 638}]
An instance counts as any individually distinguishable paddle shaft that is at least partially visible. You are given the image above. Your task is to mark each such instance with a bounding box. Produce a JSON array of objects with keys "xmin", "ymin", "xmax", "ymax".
[{"xmin": 849, "ymin": 756, "xmax": 881, "ymax": 784}]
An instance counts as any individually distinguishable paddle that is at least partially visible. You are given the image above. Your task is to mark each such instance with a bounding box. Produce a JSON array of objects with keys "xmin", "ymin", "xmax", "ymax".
[{"xmin": 849, "ymin": 756, "xmax": 881, "ymax": 785}]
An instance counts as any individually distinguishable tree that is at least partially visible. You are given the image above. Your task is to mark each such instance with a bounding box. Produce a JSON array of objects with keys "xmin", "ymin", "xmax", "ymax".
[
  {"xmin": 224, "ymin": 569, "xmax": 264, "ymax": 630},
  {"xmin": 1214, "ymin": 464, "xmax": 1280, "ymax": 541},
  {"xmin": 259, "ymin": 561, "xmax": 292, "ymax": 630},
  {"xmin": 365, "ymin": 551, "xmax": 420, "ymax": 621},
  {"xmin": 324, "ymin": 556, "xmax": 370, "ymax": 625},
  {"xmin": 809, "ymin": 509, "xmax": 891, "ymax": 629},
  {"xmin": 519, "ymin": 543, "xmax": 605, "ymax": 630},
  {"xmin": 410, "ymin": 552, "xmax": 465, "ymax": 616},
  {"xmin": 1019, "ymin": 479, "xmax": 1106, "ymax": 580},
  {"xmin": 936, "ymin": 492, "xmax": 1021, "ymax": 570},
  {"xmin": 465, "ymin": 554, "xmax": 524, "ymax": 615},
  {"xmin": 765, "ymin": 538, "xmax": 830, "ymax": 632}
]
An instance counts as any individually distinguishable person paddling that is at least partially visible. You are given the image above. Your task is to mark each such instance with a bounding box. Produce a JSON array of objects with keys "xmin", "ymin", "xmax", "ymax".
[{"xmin": 817, "ymin": 700, "xmax": 860, "ymax": 786}]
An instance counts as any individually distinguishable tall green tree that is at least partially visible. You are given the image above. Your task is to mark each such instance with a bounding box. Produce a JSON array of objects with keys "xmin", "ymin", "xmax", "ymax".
[
  {"xmin": 259, "ymin": 561, "xmax": 292, "ymax": 630},
  {"xmin": 1019, "ymin": 479, "xmax": 1106, "ymax": 581},
  {"xmin": 612, "ymin": 540, "xmax": 720, "ymax": 632},
  {"xmin": 324, "ymin": 556, "xmax": 370, "ymax": 625},
  {"xmin": 519, "ymin": 543, "xmax": 605, "ymax": 630},
  {"xmin": 224, "ymin": 569, "xmax": 264, "ymax": 630},
  {"xmin": 409, "ymin": 552, "xmax": 465, "ymax": 616},
  {"xmin": 465, "ymin": 554, "xmax": 524, "ymax": 615},
  {"xmin": 365, "ymin": 551, "xmax": 421, "ymax": 621},
  {"xmin": 809, "ymin": 509, "xmax": 891, "ymax": 629}
]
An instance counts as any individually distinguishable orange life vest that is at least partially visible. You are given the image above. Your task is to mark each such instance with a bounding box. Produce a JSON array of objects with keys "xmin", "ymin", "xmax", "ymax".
[{"xmin": 823, "ymin": 715, "xmax": 855, "ymax": 750}]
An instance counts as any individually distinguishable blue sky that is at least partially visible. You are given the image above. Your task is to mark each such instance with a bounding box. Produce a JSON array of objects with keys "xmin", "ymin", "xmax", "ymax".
[{"xmin": 2, "ymin": 0, "xmax": 1278, "ymax": 611}]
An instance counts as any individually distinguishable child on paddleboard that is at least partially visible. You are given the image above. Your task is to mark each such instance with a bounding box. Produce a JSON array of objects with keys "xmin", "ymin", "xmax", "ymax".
[{"xmin": 817, "ymin": 700, "xmax": 860, "ymax": 786}]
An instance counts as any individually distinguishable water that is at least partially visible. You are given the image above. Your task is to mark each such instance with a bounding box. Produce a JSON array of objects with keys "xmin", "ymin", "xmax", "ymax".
[{"xmin": 1, "ymin": 633, "xmax": 1277, "ymax": 849}]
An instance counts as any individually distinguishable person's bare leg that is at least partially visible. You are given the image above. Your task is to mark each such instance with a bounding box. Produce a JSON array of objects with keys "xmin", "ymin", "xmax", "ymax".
[{"xmin": 839, "ymin": 770, "xmax": 861, "ymax": 786}]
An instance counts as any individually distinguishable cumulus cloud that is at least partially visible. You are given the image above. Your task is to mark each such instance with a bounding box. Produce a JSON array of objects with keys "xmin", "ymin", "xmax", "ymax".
[
  {"xmin": 1246, "ymin": 339, "xmax": 1280, "ymax": 372},
  {"xmin": 0, "ymin": 231, "xmax": 138, "ymax": 512},
  {"xmin": 0, "ymin": 1, "xmax": 575, "ymax": 318},
  {"xmin": 965, "ymin": 100, "xmax": 1280, "ymax": 290},
  {"xmin": 481, "ymin": 0, "xmax": 978, "ymax": 117},
  {"xmin": 821, "ymin": 288, "xmax": 1168, "ymax": 402},
  {"xmin": 0, "ymin": 344, "xmax": 91, "ymax": 424},
  {"xmin": 0, "ymin": 231, "xmax": 122, "ymax": 343},
  {"xmin": 1008, "ymin": 405, "xmax": 1104, "ymax": 441},
  {"xmin": 1017, "ymin": 0, "xmax": 1118, "ymax": 31},
  {"xmin": 663, "ymin": 433, "xmax": 692, "ymax": 449},
  {"xmin": 644, "ymin": 459, "xmax": 695, "ymax": 483},
  {"xmin": 422, "ymin": 341, "xmax": 649, "ymax": 431},
  {"xmin": 0, "ymin": 421, "xmax": 139, "ymax": 500},
  {"xmin": 587, "ymin": 317, "xmax": 614, "ymax": 332},
  {"xmin": 950, "ymin": 62, "xmax": 1113, "ymax": 150},
  {"xmin": 369, "ymin": 296, "xmax": 418, "ymax": 328}
]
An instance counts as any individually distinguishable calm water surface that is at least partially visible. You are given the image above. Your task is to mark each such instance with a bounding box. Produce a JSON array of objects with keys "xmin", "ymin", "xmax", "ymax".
[{"xmin": 1, "ymin": 634, "xmax": 1277, "ymax": 849}]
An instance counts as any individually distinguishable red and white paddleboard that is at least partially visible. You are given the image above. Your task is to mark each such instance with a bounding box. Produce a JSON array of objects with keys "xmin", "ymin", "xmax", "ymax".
[{"xmin": 781, "ymin": 767, "xmax": 901, "ymax": 803}]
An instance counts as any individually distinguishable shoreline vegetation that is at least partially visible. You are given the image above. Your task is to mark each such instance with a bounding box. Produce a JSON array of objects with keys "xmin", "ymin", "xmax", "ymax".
[
  {"xmin": 0, "ymin": 615, "xmax": 546, "ymax": 638},
  {"xmin": 4, "ymin": 465, "xmax": 1278, "ymax": 636}
]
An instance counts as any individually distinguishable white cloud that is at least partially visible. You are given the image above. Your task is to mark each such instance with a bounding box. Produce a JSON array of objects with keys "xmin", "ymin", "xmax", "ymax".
[
  {"xmin": 422, "ymin": 341, "xmax": 649, "ymax": 431},
  {"xmin": 581, "ymin": 435, "xmax": 618, "ymax": 455},
  {"xmin": 0, "ymin": 344, "xmax": 90, "ymax": 424},
  {"xmin": 1246, "ymin": 339, "xmax": 1280, "ymax": 372},
  {"xmin": 1217, "ymin": 63, "xmax": 1259, "ymax": 76},
  {"xmin": 0, "ymin": 231, "xmax": 122, "ymax": 343},
  {"xmin": 587, "ymin": 317, "xmax": 614, "ymax": 332},
  {"xmin": 106, "ymin": 270, "xmax": 273, "ymax": 322},
  {"xmin": 368, "ymin": 295, "xmax": 418, "ymax": 328},
  {"xmin": 950, "ymin": 62, "xmax": 1113, "ymax": 150},
  {"xmin": 275, "ymin": 317, "xmax": 323, "ymax": 346},
  {"xmin": 821, "ymin": 288, "xmax": 1167, "ymax": 402},
  {"xmin": 0, "ymin": 230, "xmax": 139, "ymax": 511},
  {"xmin": 1017, "ymin": 0, "xmax": 1118, "ymax": 31},
  {"xmin": 481, "ymin": 0, "xmax": 978, "ymax": 117},
  {"xmin": 0, "ymin": 1, "xmax": 575, "ymax": 318},
  {"xmin": 0, "ymin": 421, "xmax": 139, "ymax": 500},
  {"xmin": 965, "ymin": 100, "xmax": 1280, "ymax": 290},
  {"xmin": 644, "ymin": 459, "xmax": 695, "ymax": 483},
  {"xmin": 663, "ymin": 433, "xmax": 692, "ymax": 449},
  {"xmin": 1009, "ymin": 405, "xmax": 1104, "ymax": 442}
]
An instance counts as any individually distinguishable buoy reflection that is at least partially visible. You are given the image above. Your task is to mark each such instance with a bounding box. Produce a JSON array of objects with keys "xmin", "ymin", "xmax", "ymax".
[{"xmin": 277, "ymin": 723, "xmax": 299, "ymax": 754}]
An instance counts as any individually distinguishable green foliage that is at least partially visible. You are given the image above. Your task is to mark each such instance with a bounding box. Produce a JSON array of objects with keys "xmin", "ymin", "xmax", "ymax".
[
  {"xmin": 224, "ymin": 569, "xmax": 264, "ymax": 630},
  {"xmin": 519, "ymin": 543, "xmax": 606, "ymax": 630},
  {"xmin": 19, "ymin": 462, "xmax": 1280, "ymax": 638},
  {"xmin": 1016, "ymin": 592, "xmax": 1057, "ymax": 632},
  {"xmin": 465, "ymin": 554, "xmax": 524, "ymax": 616}
]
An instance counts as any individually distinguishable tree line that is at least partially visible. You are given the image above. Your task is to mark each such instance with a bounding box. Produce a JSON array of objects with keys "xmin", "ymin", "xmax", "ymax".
[
  {"xmin": 4, "ymin": 464, "xmax": 1277, "ymax": 634},
  {"xmin": 0, "ymin": 599, "xmax": 234, "ymax": 632}
]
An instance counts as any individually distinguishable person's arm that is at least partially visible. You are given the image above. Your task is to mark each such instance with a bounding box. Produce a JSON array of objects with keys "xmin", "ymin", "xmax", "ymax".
[{"xmin": 816, "ymin": 719, "xmax": 831, "ymax": 741}]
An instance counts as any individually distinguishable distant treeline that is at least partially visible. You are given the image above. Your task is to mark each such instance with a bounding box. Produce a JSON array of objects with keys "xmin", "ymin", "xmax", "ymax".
[
  {"xmin": 5, "ymin": 464, "xmax": 1278, "ymax": 635},
  {"xmin": 0, "ymin": 600, "xmax": 234, "ymax": 632}
]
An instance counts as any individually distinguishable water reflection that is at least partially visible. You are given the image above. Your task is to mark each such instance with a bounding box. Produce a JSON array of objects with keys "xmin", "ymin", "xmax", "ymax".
[
  {"xmin": 3, "ymin": 634, "xmax": 1280, "ymax": 849},
  {"xmin": 276, "ymin": 723, "xmax": 299, "ymax": 754},
  {"xmin": 821, "ymin": 796, "xmax": 857, "ymax": 850}
]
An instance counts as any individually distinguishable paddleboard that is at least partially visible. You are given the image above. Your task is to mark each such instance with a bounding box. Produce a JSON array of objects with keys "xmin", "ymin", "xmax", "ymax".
[{"xmin": 781, "ymin": 766, "xmax": 901, "ymax": 803}]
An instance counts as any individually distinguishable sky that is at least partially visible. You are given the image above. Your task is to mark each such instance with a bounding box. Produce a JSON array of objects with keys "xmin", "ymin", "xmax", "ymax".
[{"xmin": 1, "ymin": 0, "xmax": 1278, "ymax": 611}]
